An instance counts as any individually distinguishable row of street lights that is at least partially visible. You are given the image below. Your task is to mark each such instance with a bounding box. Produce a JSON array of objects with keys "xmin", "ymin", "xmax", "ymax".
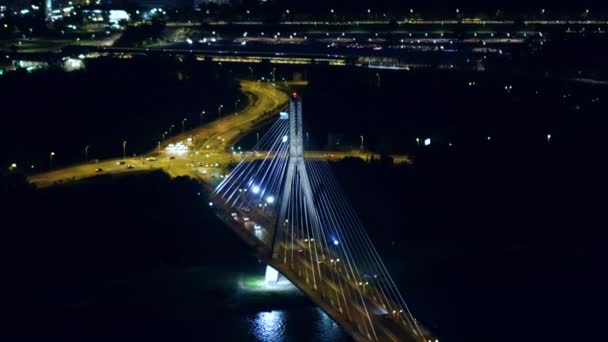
[{"xmin": 45, "ymin": 101, "xmax": 238, "ymax": 170}]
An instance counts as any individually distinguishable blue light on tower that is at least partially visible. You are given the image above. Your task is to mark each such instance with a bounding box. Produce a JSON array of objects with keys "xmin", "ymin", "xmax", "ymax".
[{"xmin": 45, "ymin": 0, "xmax": 52, "ymax": 22}]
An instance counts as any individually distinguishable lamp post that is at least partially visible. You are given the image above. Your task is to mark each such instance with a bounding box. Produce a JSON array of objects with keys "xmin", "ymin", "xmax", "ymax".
[
  {"xmin": 169, "ymin": 124, "xmax": 175, "ymax": 136},
  {"xmin": 182, "ymin": 118, "xmax": 187, "ymax": 132},
  {"xmin": 122, "ymin": 141, "xmax": 127, "ymax": 160},
  {"xmin": 272, "ymin": 67, "xmax": 276, "ymax": 82},
  {"xmin": 49, "ymin": 151, "xmax": 55, "ymax": 169},
  {"xmin": 84, "ymin": 145, "xmax": 89, "ymax": 162},
  {"xmin": 218, "ymin": 104, "xmax": 224, "ymax": 116},
  {"xmin": 360, "ymin": 135, "xmax": 364, "ymax": 151},
  {"xmin": 158, "ymin": 141, "xmax": 161, "ymax": 153},
  {"xmin": 200, "ymin": 110, "xmax": 206, "ymax": 123}
]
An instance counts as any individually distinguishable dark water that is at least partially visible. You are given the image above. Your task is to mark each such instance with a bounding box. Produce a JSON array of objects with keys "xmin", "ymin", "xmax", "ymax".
[
  {"xmin": 17, "ymin": 265, "xmax": 352, "ymax": 342},
  {"xmin": 1, "ymin": 173, "xmax": 353, "ymax": 341}
]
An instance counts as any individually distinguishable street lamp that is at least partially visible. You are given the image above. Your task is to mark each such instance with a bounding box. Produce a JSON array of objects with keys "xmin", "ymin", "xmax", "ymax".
[
  {"xmin": 375, "ymin": 73, "xmax": 381, "ymax": 87},
  {"xmin": 122, "ymin": 141, "xmax": 127, "ymax": 160},
  {"xmin": 200, "ymin": 110, "xmax": 206, "ymax": 123},
  {"xmin": 360, "ymin": 135, "xmax": 364, "ymax": 150},
  {"xmin": 182, "ymin": 118, "xmax": 187, "ymax": 132},
  {"xmin": 49, "ymin": 151, "xmax": 55, "ymax": 169},
  {"xmin": 218, "ymin": 104, "xmax": 224, "ymax": 116},
  {"xmin": 158, "ymin": 141, "xmax": 161, "ymax": 153},
  {"xmin": 169, "ymin": 124, "xmax": 175, "ymax": 136},
  {"xmin": 272, "ymin": 67, "xmax": 276, "ymax": 82},
  {"xmin": 84, "ymin": 145, "xmax": 89, "ymax": 162}
]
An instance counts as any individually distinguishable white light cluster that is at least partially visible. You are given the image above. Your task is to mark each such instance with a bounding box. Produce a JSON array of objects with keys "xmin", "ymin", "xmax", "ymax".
[{"xmin": 165, "ymin": 141, "xmax": 188, "ymax": 154}]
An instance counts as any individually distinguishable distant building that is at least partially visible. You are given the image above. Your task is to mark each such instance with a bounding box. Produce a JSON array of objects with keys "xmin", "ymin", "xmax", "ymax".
[
  {"xmin": 127, "ymin": 0, "xmax": 196, "ymax": 9},
  {"xmin": 197, "ymin": 0, "xmax": 236, "ymax": 5}
]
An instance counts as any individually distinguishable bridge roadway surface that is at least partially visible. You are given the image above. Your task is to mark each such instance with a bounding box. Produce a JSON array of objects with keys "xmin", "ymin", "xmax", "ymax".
[
  {"xmin": 27, "ymin": 80, "xmax": 421, "ymax": 341},
  {"xmin": 28, "ymin": 80, "xmax": 410, "ymax": 188},
  {"xmin": 214, "ymin": 201, "xmax": 430, "ymax": 342}
]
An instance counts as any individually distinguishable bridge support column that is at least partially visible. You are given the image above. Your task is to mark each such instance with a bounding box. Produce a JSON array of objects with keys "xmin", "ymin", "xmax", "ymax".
[
  {"xmin": 272, "ymin": 94, "xmax": 319, "ymax": 262},
  {"xmin": 264, "ymin": 265, "xmax": 280, "ymax": 287}
]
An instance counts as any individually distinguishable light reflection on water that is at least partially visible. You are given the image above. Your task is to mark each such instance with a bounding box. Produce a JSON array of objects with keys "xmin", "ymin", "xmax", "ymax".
[
  {"xmin": 250, "ymin": 310, "xmax": 286, "ymax": 341},
  {"xmin": 247, "ymin": 307, "xmax": 351, "ymax": 342},
  {"xmin": 315, "ymin": 307, "xmax": 345, "ymax": 341}
]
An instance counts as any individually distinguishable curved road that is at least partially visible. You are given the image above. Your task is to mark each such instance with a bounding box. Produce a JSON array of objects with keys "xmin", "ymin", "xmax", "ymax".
[{"xmin": 28, "ymin": 80, "xmax": 410, "ymax": 188}]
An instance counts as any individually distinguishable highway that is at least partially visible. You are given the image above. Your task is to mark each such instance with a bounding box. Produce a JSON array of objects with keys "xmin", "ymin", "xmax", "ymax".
[{"xmin": 28, "ymin": 81, "xmax": 410, "ymax": 188}]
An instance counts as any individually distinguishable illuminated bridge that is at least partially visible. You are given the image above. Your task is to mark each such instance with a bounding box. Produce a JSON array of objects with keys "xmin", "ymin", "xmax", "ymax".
[{"xmin": 212, "ymin": 94, "xmax": 435, "ymax": 342}]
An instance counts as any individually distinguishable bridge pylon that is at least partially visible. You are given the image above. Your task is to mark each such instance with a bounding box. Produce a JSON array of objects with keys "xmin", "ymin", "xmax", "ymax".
[{"xmin": 271, "ymin": 94, "xmax": 320, "ymax": 265}]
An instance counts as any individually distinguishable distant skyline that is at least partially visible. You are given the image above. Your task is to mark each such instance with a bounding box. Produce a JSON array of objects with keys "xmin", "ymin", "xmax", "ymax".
[{"xmin": 2, "ymin": 0, "xmax": 607, "ymax": 11}]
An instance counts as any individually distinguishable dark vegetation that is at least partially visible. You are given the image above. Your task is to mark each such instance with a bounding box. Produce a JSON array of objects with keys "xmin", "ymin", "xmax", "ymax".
[{"xmin": 0, "ymin": 55, "xmax": 244, "ymax": 169}]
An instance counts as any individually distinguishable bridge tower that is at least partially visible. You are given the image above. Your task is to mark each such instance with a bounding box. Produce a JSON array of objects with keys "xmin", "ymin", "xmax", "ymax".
[
  {"xmin": 271, "ymin": 93, "xmax": 319, "ymax": 263},
  {"xmin": 45, "ymin": 0, "xmax": 53, "ymax": 28}
]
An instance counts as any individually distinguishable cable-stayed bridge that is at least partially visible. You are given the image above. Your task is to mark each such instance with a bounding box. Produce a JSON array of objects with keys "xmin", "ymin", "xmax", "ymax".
[{"xmin": 213, "ymin": 94, "xmax": 434, "ymax": 342}]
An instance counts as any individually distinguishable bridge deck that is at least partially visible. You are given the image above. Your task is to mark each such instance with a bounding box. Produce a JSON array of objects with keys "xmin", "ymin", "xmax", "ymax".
[{"xmin": 213, "ymin": 201, "xmax": 432, "ymax": 342}]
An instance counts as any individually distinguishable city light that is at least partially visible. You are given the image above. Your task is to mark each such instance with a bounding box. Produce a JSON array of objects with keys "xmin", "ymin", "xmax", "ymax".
[
  {"xmin": 282, "ymin": 135, "xmax": 288, "ymax": 143},
  {"xmin": 252, "ymin": 185, "xmax": 260, "ymax": 194},
  {"xmin": 424, "ymin": 138, "xmax": 431, "ymax": 146},
  {"xmin": 165, "ymin": 141, "xmax": 189, "ymax": 154},
  {"xmin": 266, "ymin": 196, "xmax": 275, "ymax": 204}
]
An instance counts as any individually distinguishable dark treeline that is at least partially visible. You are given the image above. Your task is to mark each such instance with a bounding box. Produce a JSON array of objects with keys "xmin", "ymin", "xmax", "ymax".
[
  {"xmin": 0, "ymin": 55, "xmax": 244, "ymax": 169},
  {"xmin": 283, "ymin": 66, "xmax": 607, "ymax": 154}
]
